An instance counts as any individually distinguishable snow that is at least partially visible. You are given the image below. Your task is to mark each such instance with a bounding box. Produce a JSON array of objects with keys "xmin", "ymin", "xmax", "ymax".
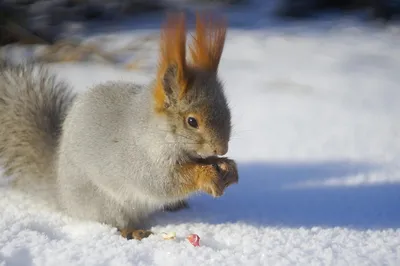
[{"xmin": 1, "ymin": 4, "xmax": 400, "ymax": 266}]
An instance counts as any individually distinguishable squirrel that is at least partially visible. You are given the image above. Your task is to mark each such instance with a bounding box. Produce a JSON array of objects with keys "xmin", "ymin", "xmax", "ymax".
[{"xmin": 0, "ymin": 12, "xmax": 238, "ymax": 240}]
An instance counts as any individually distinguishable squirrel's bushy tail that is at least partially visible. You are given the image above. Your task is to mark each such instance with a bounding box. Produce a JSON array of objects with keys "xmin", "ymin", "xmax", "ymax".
[{"xmin": 0, "ymin": 60, "xmax": 75, "ymax": 202}]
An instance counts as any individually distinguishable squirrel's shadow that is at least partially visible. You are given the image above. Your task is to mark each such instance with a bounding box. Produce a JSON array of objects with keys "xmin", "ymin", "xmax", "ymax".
[{"xmin": 151, "ymin": 160, "xmax": 400, "ymax": 230}]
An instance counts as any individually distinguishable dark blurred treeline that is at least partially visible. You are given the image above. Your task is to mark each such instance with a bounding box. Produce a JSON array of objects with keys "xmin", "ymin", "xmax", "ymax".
[
  {"xmin": 277, "ymin": 0, "xmax": 400, "ymax": 21},
  {"xmin": 0, "ymin": 0, "xmax": 170, "ymax": 45},
  {"xmin": 1, "ymin": 0, "xmax": 399, "ymax": 46}
]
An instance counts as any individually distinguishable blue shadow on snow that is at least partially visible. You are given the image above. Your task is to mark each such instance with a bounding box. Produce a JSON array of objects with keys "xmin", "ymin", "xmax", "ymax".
[{"xmin": 153, "ymin": 160, "xmax": 400, "ymax": 230}]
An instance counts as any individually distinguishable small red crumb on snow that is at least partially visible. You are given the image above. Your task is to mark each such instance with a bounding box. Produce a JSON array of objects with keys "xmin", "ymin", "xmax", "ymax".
[{"xmin": 186, "ymin": 234, "xmax": 200, "ymax": 247}]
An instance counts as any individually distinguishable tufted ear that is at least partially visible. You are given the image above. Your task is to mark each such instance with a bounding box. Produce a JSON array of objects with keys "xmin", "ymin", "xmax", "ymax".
[
  {"xmin": 154, "ymin": 12, "xmax": 189, "ymax": 112},
  {"xmin": 161, "ymin": 64, "xmax": 183, "ymax": 107},
  {"xmin": 189, "ymin": 12, "xmax": 227, "ymax": 73}
]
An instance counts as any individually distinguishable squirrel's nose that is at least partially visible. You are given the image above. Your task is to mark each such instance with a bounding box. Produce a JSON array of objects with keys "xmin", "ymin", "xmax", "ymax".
[{"xmin": 214, "ymin": 144, "xmax": 228, "ymax": 156}]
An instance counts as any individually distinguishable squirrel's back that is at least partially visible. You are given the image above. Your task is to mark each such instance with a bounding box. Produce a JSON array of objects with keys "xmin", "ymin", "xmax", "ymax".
[{"xmin": 0, "ymin": 61, "xmax": 76, "ymax": 202}]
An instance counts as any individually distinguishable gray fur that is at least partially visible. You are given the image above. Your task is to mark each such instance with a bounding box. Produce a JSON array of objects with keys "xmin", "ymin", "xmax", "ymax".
[
  {"xmin": 0, "ymin": 61, "xmax": 75, "ymax": 208},
  {"xmin": 0, "ymin": 60, "xmax": 231, "ymax": 229}
]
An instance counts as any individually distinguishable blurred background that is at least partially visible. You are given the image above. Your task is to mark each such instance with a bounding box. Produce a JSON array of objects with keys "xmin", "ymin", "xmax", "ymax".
[{"xmin": 1, "ymin": 0, "xmax": 399, "ymax": 65}]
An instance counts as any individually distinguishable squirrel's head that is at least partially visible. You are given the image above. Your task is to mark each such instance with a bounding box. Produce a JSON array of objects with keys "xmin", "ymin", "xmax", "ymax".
[{"xmin": 153, "ymin": 12, "xmax": 231, "ymax": 158}]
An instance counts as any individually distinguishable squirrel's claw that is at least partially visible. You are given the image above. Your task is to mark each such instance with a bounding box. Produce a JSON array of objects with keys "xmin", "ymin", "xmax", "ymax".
[
  {"xmin": 218, "ymin": 158, "xmax": 239, "ymax": 187},
  {"xmin": 201, "ymin": 157, "xmax": 238, "ymax": 197}
]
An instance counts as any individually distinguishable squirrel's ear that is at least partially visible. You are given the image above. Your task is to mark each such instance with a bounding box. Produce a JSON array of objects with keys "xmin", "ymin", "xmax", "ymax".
[
  {"xmin": 189, "ymin": 12, "xmax": 227, "ymax": 73},
  {"xmin": 154, "ymin": 12, "xmax": 189, "ymax": 112},
  {"xmin": 161, "ymin": 64, "xmax": 181, "ymax": 106}
]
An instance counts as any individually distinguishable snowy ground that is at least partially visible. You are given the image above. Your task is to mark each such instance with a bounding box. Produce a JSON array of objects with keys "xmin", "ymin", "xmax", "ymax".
[{"xmin": 1, "ymin": 3, "xmax": 400, "ymax": 266}]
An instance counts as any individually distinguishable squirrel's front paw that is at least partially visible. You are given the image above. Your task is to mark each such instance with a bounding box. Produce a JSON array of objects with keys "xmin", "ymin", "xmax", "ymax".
[{"xmin": 198, "ymin": 158, "xmax": 238, "ymax": 197}]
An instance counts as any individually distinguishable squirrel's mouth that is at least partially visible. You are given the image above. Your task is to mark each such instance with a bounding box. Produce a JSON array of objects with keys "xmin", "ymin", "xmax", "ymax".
[
  {"xmin": 186, "ymin": 150, "xmax": 220, "ymax": 162},
  {"xmin": 188, "ymin": 152, "xmax": 204, "ymax": 160},
  {"xmin": 185, "ymin": 150, "xmax": 207, "ymax": 161}
]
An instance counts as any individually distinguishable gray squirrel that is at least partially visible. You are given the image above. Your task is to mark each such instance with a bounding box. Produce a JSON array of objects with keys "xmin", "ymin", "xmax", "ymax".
[{"xmin": 0, "ymin": 12, "xmax": 238, "ymax": 240}]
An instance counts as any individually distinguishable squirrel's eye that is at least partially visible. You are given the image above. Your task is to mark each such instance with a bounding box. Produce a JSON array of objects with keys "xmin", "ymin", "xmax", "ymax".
[{"xmin": 187, "ymin": 117, "xmax": 199, "ymax": 128}]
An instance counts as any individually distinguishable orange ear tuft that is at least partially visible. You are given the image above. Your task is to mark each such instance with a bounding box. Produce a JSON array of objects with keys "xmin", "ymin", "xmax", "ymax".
[
  {"xmin": 154, "ymin": 12, "xmax": 188, "ymax": 111},
  {"xmin": 189, "ymin": 12, "xmax": 227, "ymax": 72}
]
